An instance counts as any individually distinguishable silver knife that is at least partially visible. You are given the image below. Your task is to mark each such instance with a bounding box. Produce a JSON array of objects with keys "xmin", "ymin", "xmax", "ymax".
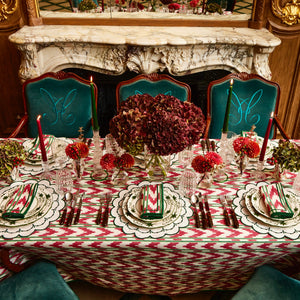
[
  {"xmin": 74, "ymin": 192, "xmax": 85, "ymax": 225},
  {"xmin": 66, "ymin": 191, "xmax": 78, "ymax": 227}
]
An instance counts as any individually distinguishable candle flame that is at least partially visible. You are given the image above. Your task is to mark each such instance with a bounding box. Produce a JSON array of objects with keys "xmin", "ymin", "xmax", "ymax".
[
  {"xmin": 90, "ymin": 76, "xmax": 93, "ymax": 83},
  {"xmin": 271, "ymin": 112, "xmax": 274, "ymax": 118},
  {"xmin": 37, "ymin": 115, "xmax": 42, "ymax": 121},
  {"xmin": 230, "ymin": 79, "xmax": 234, "ymax": 86}
]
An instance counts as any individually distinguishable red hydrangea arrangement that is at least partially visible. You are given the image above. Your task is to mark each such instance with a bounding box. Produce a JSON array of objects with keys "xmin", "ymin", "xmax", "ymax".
[
  {"xmin": 65, "ymin": 142, "xmax": 89, "ymax": 160},
  {"xmin": 191, "ymin": 152, "xmax": 223, "ymax": 174},
  {"xmin": 109, "ymin": 94, "xmax": 206, "ymax": 156}
]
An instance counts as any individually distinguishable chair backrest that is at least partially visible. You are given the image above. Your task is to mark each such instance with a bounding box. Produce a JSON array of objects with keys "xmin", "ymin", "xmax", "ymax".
[
  {"xmin": 23, "ymin": 71, "xmax": 97, "ymax": 138},
  {"xmin": 207, "ymin": 73, "xmax": 280, "ymax": 139},
  {"xmin": 116, "ymin": 74, "xmax": 191, "ymax": 111}
]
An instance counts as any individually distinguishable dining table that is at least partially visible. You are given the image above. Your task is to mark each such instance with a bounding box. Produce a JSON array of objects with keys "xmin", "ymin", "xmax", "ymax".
[{"xmin": 0, "ymin": 137, "xmax": 300, "ymax": 296}]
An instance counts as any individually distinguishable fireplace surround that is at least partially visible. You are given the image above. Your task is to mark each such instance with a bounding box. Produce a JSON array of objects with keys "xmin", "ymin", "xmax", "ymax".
[{"xmin": 9, "ymin": 25, "xmax": 281, "ymax": 136}]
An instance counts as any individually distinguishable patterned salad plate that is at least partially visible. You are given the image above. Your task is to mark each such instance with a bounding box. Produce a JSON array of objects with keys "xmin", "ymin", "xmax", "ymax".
[{"xmin": 112, "ymin": 181, "xmax": 193, "ymax": 239}]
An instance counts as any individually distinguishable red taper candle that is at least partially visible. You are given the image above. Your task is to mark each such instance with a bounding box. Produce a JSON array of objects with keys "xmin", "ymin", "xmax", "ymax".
[
  {"xmin": 36, "ymin": 115, "xmax": 47, "ymax": 162},
  {"xmin": 259, "ymin": 112, "xmax": 274, "ymax": 162}
]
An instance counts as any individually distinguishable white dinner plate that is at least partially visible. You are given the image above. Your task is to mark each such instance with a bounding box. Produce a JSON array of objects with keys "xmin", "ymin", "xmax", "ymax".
[
  {"xmin": 244, "ymin": 188, "xmax": 300, "ymax": 227},
  {"xmin": 0, "ymin": 180, "xmax": 56, "ymax": 227},
  {"xmin": 122, "ymin": 185, "xmax": 183, "ymax": 229}
]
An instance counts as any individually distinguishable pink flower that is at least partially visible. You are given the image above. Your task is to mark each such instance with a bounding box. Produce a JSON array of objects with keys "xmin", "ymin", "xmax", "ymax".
[
  {"xmin": 233, "ymin": 137, "xmax": 260, "ymax": 158},
  {"xmin": 247, "ymin": 140, "xmax": 260, "ymax": 158},
  {"xmin": 100, "ymin": 153, "xmax": 116, "ymax": 170},
  {"xmin": 65, "ymin": 142, "xmax": 89, "ymax": 159},
  {"xmin": 189, "ymin": 0, "xmax": 199, "ymax": 7},
  {"xmin": 114, "ymin": 153, "xmax": 135, "ymax": 169},
  {"xmin": 168, "ymin": 3, "xmax": 180, "ymax": 10},
  {"xmin": 205, "ymin": 152, "xmax": 223, "ymax": 166},
  {"xmin": 191, "ymin": 155, "xmax": 214, "ymax": 173}
]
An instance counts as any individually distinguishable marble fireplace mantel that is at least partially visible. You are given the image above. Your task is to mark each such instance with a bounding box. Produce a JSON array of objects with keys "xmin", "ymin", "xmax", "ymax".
[{"xmin": 9, "ymin": 25, "xmax": 281, "ymax": 82}]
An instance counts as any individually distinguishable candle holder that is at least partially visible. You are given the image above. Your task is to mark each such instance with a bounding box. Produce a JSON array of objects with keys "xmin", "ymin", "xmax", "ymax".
[
  {"xmin": 219, "ymin": 131, "xmax": 236, "ymax": 166},
  {"xmin": 91, "ymin": 130, "xmax": 107, "ymax": 181},
  {"xmin": 40, "ymin": 160, "xmax": 52, "ymax": 181},
  {"xmin": 253, "ymin": 160, "xmax": 266, "ymax": 180}
]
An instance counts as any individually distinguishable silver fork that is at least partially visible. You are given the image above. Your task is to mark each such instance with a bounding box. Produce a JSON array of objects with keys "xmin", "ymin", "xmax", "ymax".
[
  {"xmin": 220, "ymin": 196, "xmax": 231, "ymax": 227},
  {"xmin": 102, "ymin": 193, "xmax": 113, "ymax": 227},
  {"xmin": 226, "ymin": 197, "xmax": 239, "ymax": 229}
]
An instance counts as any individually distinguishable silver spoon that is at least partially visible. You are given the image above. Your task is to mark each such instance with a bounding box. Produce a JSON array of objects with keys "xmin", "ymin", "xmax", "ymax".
[
  {"xmin": 191, "ymin": 194, "xmax": 201, "ymax": 228},
  {"xmin": 59, "ymin": 192, "xmax": 73, "ymax": 225}
]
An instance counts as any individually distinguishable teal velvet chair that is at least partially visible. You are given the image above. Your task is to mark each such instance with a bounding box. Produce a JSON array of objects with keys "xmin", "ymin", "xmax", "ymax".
[
  {"xmin": 205, "ymin": 72, "xmax": 289, "ymax": 139},
  {"xmin": 10, "ymin": 71, "xmax": 97, "ymax": 139},
  {"xmin": 0, "ymin": 249, "xmax": 78, "ymax": 300},
  {"xmin": 232, "ymin": 264, "xmax": 300, "ymax": 300},
  {"xmin": 116, "ymin": 74, "xmax": 191, "ymax": 111}
]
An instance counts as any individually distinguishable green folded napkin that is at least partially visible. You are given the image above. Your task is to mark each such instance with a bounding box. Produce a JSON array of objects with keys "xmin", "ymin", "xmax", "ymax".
[
  {"xmin": 260, "ymin": 183, "xmax": 294, "ymax": 219},
  {"xmin": 2, "ymin": 183, "xmax": 38, "ymax": 219},
  {"xmin": 140, "ymin": 183, "xmax": 164, "ymax": 220}
]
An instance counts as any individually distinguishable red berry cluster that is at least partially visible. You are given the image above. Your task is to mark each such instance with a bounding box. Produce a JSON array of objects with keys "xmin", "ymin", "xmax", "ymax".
[{"xmin": 267, "ymin": 157, "xmax": 278, "ymax": 165}]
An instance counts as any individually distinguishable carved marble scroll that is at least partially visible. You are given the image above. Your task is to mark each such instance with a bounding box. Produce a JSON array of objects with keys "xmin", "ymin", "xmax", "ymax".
[{"xmin": 9, "ymin": 26, "xmax": 281, "ymax": 82}]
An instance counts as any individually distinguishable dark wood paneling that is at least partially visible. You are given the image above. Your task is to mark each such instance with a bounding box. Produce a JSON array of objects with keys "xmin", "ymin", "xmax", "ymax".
[
  {"xmin": 0, "ymin": 0, "xmax": 28, "ymax": 137},
  {"xmin": 266, "ymin": 0, "xmax": 300, "ymax": 139}
]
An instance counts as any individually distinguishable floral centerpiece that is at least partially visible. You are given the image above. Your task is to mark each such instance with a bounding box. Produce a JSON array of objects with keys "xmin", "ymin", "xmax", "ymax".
[
  {"xmin": 0, "ymin": 140, "xmax": 27, "ymax": 180},
  {"xmin": 65, "ymin": 142, "xmax": 89, "ymax": 179},
  {"xmin": 191, "ymin": 152, "xmax": 223, "ymax": 186},
  {"xmin": 233, "ymin": 137, "xmax": 260, "ymax": 174},
  {"xmin": 109, "ymin": 93, "xmax": 206, "ymax": 179}
]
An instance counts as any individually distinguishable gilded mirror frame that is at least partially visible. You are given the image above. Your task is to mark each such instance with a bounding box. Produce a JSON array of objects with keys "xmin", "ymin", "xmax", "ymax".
[{"xmin": 25, "ymin": 0, "xmax": 265, "ymax": 28}]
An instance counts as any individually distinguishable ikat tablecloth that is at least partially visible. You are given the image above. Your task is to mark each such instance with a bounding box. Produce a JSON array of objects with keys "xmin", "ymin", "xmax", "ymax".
[{"xmin": 0, "ymin": 138, "xmax": 300, "ymax": 295}]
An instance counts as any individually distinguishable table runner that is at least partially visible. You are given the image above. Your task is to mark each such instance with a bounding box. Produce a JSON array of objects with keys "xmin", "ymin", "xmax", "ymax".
[{"xmin": 0, "ymin": 138, "xmax": 299, "ymax": 295}]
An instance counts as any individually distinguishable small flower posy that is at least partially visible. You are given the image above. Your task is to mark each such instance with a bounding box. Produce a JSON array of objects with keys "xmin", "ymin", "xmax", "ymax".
[
  {"xmin": 65, "ymin": 142, "xmax": 89, "ymax": 160},
  {"xmin": 100, "ymin": 153, "xmax": 135, "ymax": 171},
  {"xmin": 232, "ymin": 136, "xmax": 260, "ymax": 174},
  {"xmin": 233, "ymin": 137, "xmax": 260, "ymax": 159},
  {"xmin": 191, "ymin": 152, "xmax": 223, "ymax": 174}
]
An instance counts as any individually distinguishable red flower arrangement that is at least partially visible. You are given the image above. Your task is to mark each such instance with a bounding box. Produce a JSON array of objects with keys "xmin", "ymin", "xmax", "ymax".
[
  {"xmin": 233, "ymin": 137, "xmax": 260, "ymax": 159},
  {"xmin": 168, "ymin": 3, "xmax": 180, "ymax": 10},
  {"xmin": 109, "ymin": 94, "xmax": 206, "ymax": 157},
  {"xmin": 100, "ymin": 153, "xmax": 135, "ymax": 171},
  {"xmin": 191, "ymin": 152, "xmax": 223, "ymax": 174},
  {"xmin": 100, "ymin": 153, "xmax": 116, "ymax": 171},
  {"xmin": 233, "ymin": 136, "xmax": 260, "ymax": 174},
  {"xmin": 65, "ymin": 142, "xmax": 89, "ymax": 160}
]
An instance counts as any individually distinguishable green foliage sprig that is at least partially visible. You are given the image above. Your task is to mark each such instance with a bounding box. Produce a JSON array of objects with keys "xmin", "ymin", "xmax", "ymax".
[
  {"xmin": 271, "ymin": 140, "xmax": 300, "ymax": 172},
  {"xmin": 78, "ymin": 0, "xmax": 97, "ymax": 11},
  {"xmin": 0, "ymin": 140, "xmax": 27, "ymax": 178}
]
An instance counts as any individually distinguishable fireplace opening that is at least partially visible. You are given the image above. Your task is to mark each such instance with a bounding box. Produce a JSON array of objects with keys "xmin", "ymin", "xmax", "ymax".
[{"xmin": 64, "ymin": 68, "xmax": 230, "ymax": 137}]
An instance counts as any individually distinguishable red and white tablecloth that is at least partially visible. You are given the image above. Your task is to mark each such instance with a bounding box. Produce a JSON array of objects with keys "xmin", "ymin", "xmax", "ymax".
[{"xmin": 0, "ymin": 139, "xmax": 300, "ymax": 296}]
